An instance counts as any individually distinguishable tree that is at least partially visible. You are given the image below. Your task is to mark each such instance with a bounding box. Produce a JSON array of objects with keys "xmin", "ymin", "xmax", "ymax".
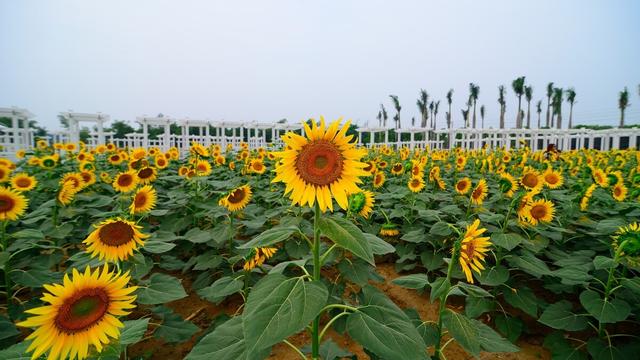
[
  {"xmin": 497, "ymin": 85, "xmax": 506, "ymax": 129},
  {"xmin": 536, "ymin": 100, "xmax": 542, "ymax": 128},
  {"xmin": 553, "ymin": 88, "xmax": 564, "ymax": 129},
  {"xmin": 416, "ymin": 89, "xmax": 429, "ymax": 128},
  {"xmin": 380, "ymin": 104, "xmax": 388, "ymax": 127},
  {"xmin": 376, "ymin": 110, "xmax": 382, "ymax": 127},
  {"xmin": 446, "ymin": 89, "xmax": 454, "ymax": 129},
  {"xmin": 108, "ymin": 120, "xmax": 135, "ymax": 139},
  {"xmin": 461, "ymin": 109, "xmax": 469, "ymax": 126},
  {"xmin": 524, "ymin": 86, "xmax": 533, "ymax": 128},
  {"xmin": 480, "ymin": 105, "xmax": 485, "ymax": 129},
  {"xmin": 469, "ymin": 83, "xmax": 480, "ymax": 128},
  {"xmin": 433, "ymin": 101, "xmax": 440, "ymax": 129},
  {"xmin": 512, "ymin": 76, "xmax": 526, "ymax": 128},
  {"xmin": 566, "ymin": 88, "xmax": 576, "ymax": 128},
  {"xmin": 619, "ymin": 87, "xmax": 629, "ymax": 127},
  {"xmin": 429, "ymin": 101, "xmax": 435, "ymax": 128},
  {"xmin": 411, "ymin": 117, "xmax": 416, "ymax": 127},
  {"xmin": 389, "ymin": 95, "xmax": 401, "ymax": 129},
  {"xmin": 545, "ymin": 82, "xmax": 554, "ymax": 128},
  {"xmin": 465, "ymin": 95, "xmax": 472, "ymax": 128}
]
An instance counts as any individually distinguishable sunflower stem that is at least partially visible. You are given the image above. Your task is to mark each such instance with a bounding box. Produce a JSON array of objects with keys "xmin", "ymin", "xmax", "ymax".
[
  {"xmin": 1, "ymin": 221, "xmax": 10, "ymax": 307},
  {"xmin": 598, "ymin": 241, "xmax": 626, "ymax": 337},
  {"xmin": 311, "ymin": 201, "xmax": 321, "ymax": 360},
  {"xmin": 434, "ymin": 240, "xmax": 459, "ymax": 360}
]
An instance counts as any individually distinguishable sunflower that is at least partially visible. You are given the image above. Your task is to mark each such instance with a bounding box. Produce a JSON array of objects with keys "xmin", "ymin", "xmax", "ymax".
[
  {"xmin": 84, "ymin": 218, "xmax": 148, "ymax": 262},
  {"xmin": 178, "ymin": 166, "xmax": 189, "ymax": 177},
  {"xmin": 136, "ymin": 167, "xmax": 157, "ymax": 184},
  {"xmin": 520, "ymin": 169, "xmax": 543, "ymax": 191},
  {"xmin": 112, "ymin": 171, "xmax": 138, "ymax": 193},
  {"xmin": 61, "ymin": 172, "xmax": 85, "ymax": 192},
  {"xmin": 524, "ymin": 199, "xmax": 555, "ymax": 225},
  {"xmin": 10, "ymin": 173, "xmax": 37, "ymax": 192},
  {"xmin": 592, "ymin": 168, "xmax": 609, "ymax": 188},
  {"xmin": 79, "ymin": 171, "xmax": 96, "ymax": 187},
  {"xmin": 108, "ymin": 153, "xmax": 124, "ymax": 165},
  {"xmin": 363, "ymin": 161, "xmax": 377, "ymax": 175},
  {"xmin": 379, "ymin": 223, "xmax": 400, "ymax": 237},
  {"xmin": 543, "ymin": 169, "xmax": 564, "ymax": 189},
  {"xmin": 390, "ymin": 162, "xmax": 404, "ymax": 175},
  {"xmin": 0, "ymin": 166, "xmax": 11, "ymax": 182},
  {"xmin": 219, "ymin": 185, "xmax": 252, "ymax": 212},
  {"xmin": 470, "ymin": 179, "xmax": 488, "ymax": 205},
  {"xmin": 190, "ymin": 142, "xmax": 210, "ymax": 158},
  {"xmin": 499, "ymin": 173, "xmax": 519, "ymax": 198},
  {"xmin": 612, "ymin": 183, "xmax": 627, "ymax": 202},
  {"xmin": 457, "ymin": 219, "xmax": 491, "ymax": 283},
  {"xmin": 17, "ymin": 265, "xmax": 137, "ymax": 360},
  {"xmin": 130, "ymin": 185, "xmax": 157, "ymax": 215},
  {"xmin": 612, "ymin": 222, "xmax": 640, "ymax": 267},
  {"xmin": 580, "ymin": 184, "xmax": 597, "ymax": 211},
  {"xmin": 249, "ymin": 159, "xmax": 266, "ymax": 174},
  {"xmin": 131, "ymin": 148, "xmax": 147, "ymax": 160},
  {"xmin": 348, "ymin": 191, "xmax": 375, "ymax": 219},
  {"xmin": 243, "ymin": 247, "xmax": 278, "ymax": 271},
  {"xmin": 373, "ymin": 171, "xmax": 386, "ymax": 188},
  {"xmin": 271, "ymin": 118, "xmax": 368, "ymax": 212},
  {"xmin": 408, "ymin": 176, "xmax": 425, "ymax": 193},
  {"xmin": 455, "ymin": 155, "xmax": 467, "ymax": 170},
  {"xmin": 155, "ymin": 156, "xmax": 169, "ymax": 169},
  {"xmin": 65, "ymin": 143, "xmax": 77, "ymax": 152},
  {"xmin": 0, "ymin": 187, "xmax": 29, "ymax": 221},
  {"xmin": 455, "ymin": 177, "xmax": 472, "ymax": 195},
  {"xmin": 58, "ymin": 183, "xmax": 78, "ymax": 206},
  {"xmin": 16, "ymin": 149, "xmax": 26, "ymax": 159},
  {"xmin": 195, "ymin": 160, "xmax": 212, "ymax": 176},
  {"xmin": 229, "ymin": 161, "xmax": 236, "ymax": 170}
]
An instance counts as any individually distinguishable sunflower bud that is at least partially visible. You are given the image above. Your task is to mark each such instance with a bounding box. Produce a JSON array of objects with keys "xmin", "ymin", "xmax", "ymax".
[{"xmin": 348, "ymin": 192, "xmax": 366, "ymax": 214}]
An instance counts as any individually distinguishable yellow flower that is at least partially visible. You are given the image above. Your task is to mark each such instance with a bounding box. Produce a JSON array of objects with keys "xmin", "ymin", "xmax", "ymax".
[
  {"xmin": 10, "ymin": 173, "xmax": 37, "ymax": 192},
  {"xmin": 592, "ymin": 168, "xmax": 608, "ymax": 187},
  {"xmin": 455, "ymin": 177, "xmax": 472, "ymax": 195},
  {"xmin": 499, "ymin": 173, "xmax": 519, "ymax": 198},
  {"xmin": 130, "ymin": 185, "xmax": 157, "ymax": 214},
  {"xmin": 83, "ymin": 218, "xmax": 149, "ymax": 262},
  {"xmin": 112, "ymin": 171, "xmax": 138, "ymax": 193},
  {"xmin": 458, "ymin": 219, "xmax": 491, "ymax": 284},
  {"xmin": 543, "ymin": 169, "xmax": 564, "ymax": 189},
  {"xmin": 390, "ymin": 162, "xmax": 404, "ymax": 175},
  {"xmin": 524, "ymin": 199, "xmax": 555, "ymax": 225},
  {"xmin": 195, "ymin": 160, "xmax": 212, "ymax": 176},
  {"xmin": 408, "ymin": 176, "xmax": 425, "ymax": 193},
  {"xmin": 520, "ymin": 168, "xmax": 543, "ymax": 191},
  {"xmin": 0, "ymin": 165, "xmax": 11, "ymax": 182},
  {"xmin": 58, "ymin": 183, "xmax": 78, "ymax": 206},
  {"xmin": 0, "ymin": 186, "xmax": 29, "ymax": 221},
  {"xmin": 373, "ymin": 171, "xmax": 386, "ymax": 188},
  {"xmin": 272, "ymin": 118, "xmax": 368, "ymax": 212},
  {"xmin": 17, "ymin": 265, "xmax": 137, "ymax": 360},
  {"xmin": 470, "ymin": 179, "xmax": 488, "ymax": 205},
  {"xmin": 612, "ymin": 223, "xmax": 640, "ymax": 266},
  {"xmin": 219, "ymin": 185, "xmax": 252, "ymax": 212},
  {"xmin": 612, "ymin": 183, "xmax": 627, "ymax": 202},
  {"xmin": 580, "ymin": 184, "xmax": 597, "ymax": 211},
  {"xmin": 348, "ymin": 191, "xmax": 375, "ymax": 219},
  {"xmin": 249, "ymin": 159, "xmax": 266, "ymax": 174},
  {"xmin": 155, "ymin": 155, "xmax": 169, "ymax": 169},
  {"xmin": 136, "ymin": 166, "xmax": 157, "ymax": 184},
  {"xmin": 243, "ymin": 247, "xmax": 278, "ymax": 271},
  {"xmin": 379, "ymin": 224, "xmax": 400, "ymax": 237}
]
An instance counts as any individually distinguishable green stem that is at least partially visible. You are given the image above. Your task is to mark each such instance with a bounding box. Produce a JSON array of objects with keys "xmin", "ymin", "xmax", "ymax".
[
  {"xmin": 319, "ymin": 311, "xmax": 350, "ymax": 341},
  {"xmin": 283, "ymin": 339, "xmax": 306, "ymax": 360},
  {"xmin": 311, "ymin": 202, "xmax": 321, "ymax": 360},
  {"xmin": 228, "ymin": 214, "xmax": 235, "ymax": 253},
  {"xmin": 434, "ymin": 247, "xmax": 457, "ymax": 360},
  {"xmin": 2, "ymin": 221, "xmax": 10, "ymax": 306},
  {"xmin": 598, "ymin": 241, "xmax": 627, "ymax": 337}
]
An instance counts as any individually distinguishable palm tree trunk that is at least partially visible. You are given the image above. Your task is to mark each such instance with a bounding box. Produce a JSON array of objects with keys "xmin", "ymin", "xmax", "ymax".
[
  {"xmin": 568, "ymin": 105, "xmax": 573, "ymax": 128},
  {"xmin": 557, "ymin": 112, "xmax": 562, "ymax": 129},
  {"xmin": 499, "ymin": 106, "xmax": 505, "ymax": 129},
  {"xmin": 516, "ymin": 96, "xmax": 522, "ymax": 128},
  {"xmin": 481, "ymin": 115, "xmax": 484, "ymax": 129},
  {"xmin": 545, "ymin": 98, "xmax": 551, "ymax": 127},
  {"xmin": 526, "ymin": 101, "xmax": 531, "ymax": 128},
  {"xmin": 472, "ymin": 101, "xmax": 477, "ymax": 128},
  {"xmin": 620, "ymin": 109, "xmax": 625, "ymax": 127},
  {"xmin": 537, "ymin": 112, "xmax": 541, "ymax": 129},
  {"xmin": 448, "ymin": 104, "xmax": 452, "ymax": 128}
]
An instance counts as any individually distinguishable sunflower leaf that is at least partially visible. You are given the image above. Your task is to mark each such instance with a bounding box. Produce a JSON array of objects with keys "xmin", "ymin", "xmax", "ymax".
[
  {"xmin": 318, "ymin": 215, "xmax": 374, "ymax": 265},
  {"xmin": 237, "ymin": 225, "xmax": 300, "ymax": 249}
]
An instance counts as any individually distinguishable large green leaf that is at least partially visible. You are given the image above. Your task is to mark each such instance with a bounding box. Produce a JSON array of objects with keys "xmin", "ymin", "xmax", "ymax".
[
  {"xmin": 318, "ymin": 215, "xmax": 374, "ymax": 265},
  {"xmin": 502, "ymin": 286, "xmax": 538, "ymax": 317},
  {"xmin": 238, "ymin": 225, "xmax": 300, "ymax": 249},
  {"xmin": 242, "ymin": 274, "xmax": 328, "ymax": 353},
  {"xmin": 197, "ymin": 276, "xmax": 244, "ymax": 303},
  {"xmin": 507, "ymin": 252, "xmax": 551, "ymax": 278},
  {"xmin": 120, "ymin": 319, "xmax": 150, "ymax": 345},
  {"xmin": 346, "ymin": 286, "xmax": 429, "ymax": 360},
  {"xmin": 471, "ymin": 319, "xmax": 519, "ymax": 353},
  {"xmin": 579, "ymin": 290, "xmax": 630, "ymax": 323},
  {"xmin": 186, "ymin": 317, "xmax": 269, "ymax": 360},
  {"xmin": 538, "ymin": 301, "xmax": 588, "ymax": 331},
  {"xmin": 392, "ymin": 274, "xmax": 430, "ymax": 290},
  {"xmin": 137, "ymin": 273, "xmax": 188, "ymax": 305},
  {"xmin": 365, "ymin": 233, "xmax": 395, "ymax": 255},
  {"xmin": 442, "ymin": 309, "xmax": 480, "ymax": 356},
  {"xmin": 491, "ymin": 232, "xmax": 523, "ymax": 251},
  {"xmin": 477, "ymin": 265, "xmax": 509, "ymax": 286}
]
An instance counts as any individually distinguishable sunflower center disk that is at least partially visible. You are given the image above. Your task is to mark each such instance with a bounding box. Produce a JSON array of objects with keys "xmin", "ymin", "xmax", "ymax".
[
  {"xmin": 16, "ymin": 178, "xmax": 31, "ymax": 187},
  {"xmin": 99, "ymin": 221, "xmax": 135, "ymax": 246},
  {"xmin": 118, "ymin": 175, "xmax": 133, "ymax": 187},
  {"xmin": 0, "ymin": 196, "xmax": 15, "ymax": 212},
  {"xmin": 227, "ymin": 189, "xmax": 246, "ymax": 204},
  {"xmin": 55, "ymin": 288, "xmax": 109, "ymax": 333},
  {"xmin": 139, "ymin": 168, "xmax": 153, "ymax": 179},
  {"xmin": 530, "ymin": 205, "xmax": 546, "ymax": 219},
  {"xmin": 134, "ymin": 194, "xmax": 147, "ymax": 207},
  {"xmin": 522, "ymin": 174, "xmax": 538, "ymax": 187},
  {"xmin": 296, "ymin": 141, "xmax": 343, "ymax": 186}
]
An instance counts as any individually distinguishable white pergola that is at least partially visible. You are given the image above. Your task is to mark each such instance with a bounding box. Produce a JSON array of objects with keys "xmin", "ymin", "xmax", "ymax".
[
  {"xmin": 0, "ymin": 107, "xmax": 36, "ymax": 157},
  {"xmin": 60, "ymin": 111, "xmax": 110, "ymax": 145},
  {"xmin": 136, "ymin": 115, "xmax": 175, "ymax": 151}
]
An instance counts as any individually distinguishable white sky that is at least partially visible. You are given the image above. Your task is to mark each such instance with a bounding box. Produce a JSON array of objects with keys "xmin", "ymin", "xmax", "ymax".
[{"xmin": 1, "ymin": 0, "xmax": 639, "ymax": 130}]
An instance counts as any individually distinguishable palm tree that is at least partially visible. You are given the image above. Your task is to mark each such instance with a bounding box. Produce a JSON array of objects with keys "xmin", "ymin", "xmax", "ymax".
[
  {"xmin": 389, "ymin": 95, "xmax": 401, "ymax": 129},
  {"xmin": 553, "ymin": 88, "xmax": 564, "ymax": 129},
  {"xmin": 545, "ymin": 82, "xmax": 554, "ymax": 128},
  {"xmin": 469, "ymin": 83, "xmax": 480, "ymax": 128},
  {"xmin": 376, "ymin": 110, "xmax": 382, "ymax": 127},
  {"xmin": 480, "ymin": 105, "xmax": 485, "ymax": 129},
  {"xmin": 465, "ymin": 96, "xmax": 472, "ymax": 128},
  {"xmin": 446, "ymin": 89, "xmax": 454, "ymax": 128},
  {"xmin": 434, "ymin": 101, "xmax": 440, "ymax": 129},
  {"xmin": 512, "ymin": 76, "xmax": 526, "ymax": 128},
  {"xmin": 536, "ymin": 100, "xmax": 542, "ymax": 128},
  {"xmin": 416, "ymin": 89, "xmax": 429, "ymax": 128},
  {"xmin": 619, "ymin": 87, "xmax": 629, "ymax": 127},
  {"xmin": 429, "ymin": 101, "xmax": 435, "ymax": 128},
  {"xmin": 380, "ymin": 104, "xmax": 388, "ymax": 127},
  {"xmin": 497, "ymin": 85, "xmax": 506, "ymax": 129},
  {"xmin": 411, "ymin": 117, "xmax": 416, "ymax": 127},
  {"xmin": 524, "ymin": 86, "xmax": 533, "ymax": 128},
  {"xmin": 566, "ymin": 88, "xmax": 576, "ymax": 128},
  {"xmin": 461, "ymin": 109, "xmax": 469, "ymax": 126}
]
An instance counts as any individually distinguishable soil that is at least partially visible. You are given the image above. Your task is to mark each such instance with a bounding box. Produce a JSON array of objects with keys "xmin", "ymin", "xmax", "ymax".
[{"xmin": 127, "ymin": 263, "xmax": 551, "ymax": 360}]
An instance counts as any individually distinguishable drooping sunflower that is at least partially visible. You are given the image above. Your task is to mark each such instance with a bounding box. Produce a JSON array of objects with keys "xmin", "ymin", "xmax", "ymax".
[
  {"xmin": 458, "ymin": 219, "xmax": 491, "ymax": 284},
  {"xmin": 580, "ymin": 184, "xmax": 597, "ymax": 211},
  {"xmin": 524, "ymin": 199, "xmax": 555, "ymax": 225},
  {"xmin": 84, "ymin": 218, "xmax": 149, "ymax": 262},
  {"xmin": 17, "ymin": 265, "xmax": 137, "ymax": 360},
  {"xmin": 131, "ymin": 147, "xmax": 147, "ymax": 160},
  {"xmin": 0, "ymin": 186, "xmax": 29, "ymax": 221},
  {"xmin": 58, "ymin": 183, "xmax": 78, "ymax": 206},
  {"xmin": 612, "ymin": 222, "xmax": 640, "ymax": 267},
  {"xmin": 271, "ymin": 118, "xmax": 368, "ymax": 212},
  {"xmin": 612, "ymin": 183, "xmax": 627, "ymax": 202},
  {"xmin": 379, "ymin": 223, "xmax": 400, "ymax": 237},
  {"xmin": 0, "ymin": 165, "xmax": 11, "ymax": 182},
  {"xmin": 592, "ymin": 168, "xmax": 609, "ymax": 188},
  {"xmin": 455, "ymin": 177, "xmax": 472, "ymax": 195},
  {"xmin": 190, "ymin": 142, "xmax": 210, "ymax": 158},
  {"xmin": 219, "ymin": 185, "xmax": 252, "ymax": 212},
  {"xmin": 520, "ymin": 168, "xmax": 543, "ymax": 191},
  {"xmin": 408, "ymin": 176, "xmax": 425, "ymax": 193},
  {"xmin": 390, "ymin": 162, "xmax": 404, "ymax": 175},
  {"xmin": 498, "ymin": 173, "xmax": 519, "ymax": 198},
  {"xmin": 130, "ymin": 185, "xmax": 157, "ymax": 214},
  {"xmin": 10, "ymin": 173, "xmax": 37, "ymax": 192},
  {"xmin": 348, "ymin": 190, "xmax": 375, "ymax": 219},
  {"xmin": 136, "ymin": 167, "xmax": 157, "ymax": 184},
  {"xmin": 61, "ymin": 172, "xmax": 85, "ymax": 192},
  {"xmin": 470, "ymin": 179, "xmax": 488, "ymax": 205},
  {"xmin": 543, "ymin": 169, "xmax": 564, "ymax": 189},
  {"xmin": 112, "ymin": 171, "xmax": 138, "ymax": 193},
  {"xmin": 243, "ymin": 247, "xmax": 278, "ymax": 271},
  {"xmin": 373, "ymin": 171, "xmax": 386, "ymax": 188}
]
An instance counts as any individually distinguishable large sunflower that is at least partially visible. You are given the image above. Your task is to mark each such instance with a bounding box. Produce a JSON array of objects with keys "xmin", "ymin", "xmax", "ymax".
[
  {"xmin": 458, "ymin": 219, "xmax": 491, "ymax": 284},
  {"xmin": 524, "ymin": 199, "xmax": 555, "ymax": 225},
  {"xmin": 455, "ymin": 177, "xmax": 472, "ymax": 195},
  {"xmin": 136, "ymin": 167, "xmax": 157, "ymax": 184},
  {"xmin": 130, "ymin": 185, "xmax": 157, "ymax": 214},
  {"xmin": 219, "ymin": 185, "xmax": 252, "ymax": 212},
  {"xmin": 83, "ymin": 218, "xmax": 148, "ymax": 262},
  {"xmin": 408, "ymin": 176, "xmax": 425, "ymax": 193},
  {"xmin": 470, "ymin": 179, "xmax": 488, "ymax": 205},
  {"xmin": 271, "ymin": 118, "xmax": 368, "ymax": 212},
  {"xmin": 17, "ymin": 265, "xmax": 137, "ymax": 360},
  {"xmin": 520, "ymin": 169, "xmax": 543, "ymax": 191},
  {"xmin": 10, "ymin": 173, "xmax": 37, "ymax": 192},
  {"xmin": 112, "ymin": 171, "xmax": 138, "ymax": 193},
  {"xmin": 195, "ymin": 160, "xmax": 212, "ymax": 176},
  {"xmin": 543, "ymin": 169, "xmax": 564, "ymax": 189},
  {"xmin": 0, "ymin": 186, "xmax": 29, "ymax": 221}
]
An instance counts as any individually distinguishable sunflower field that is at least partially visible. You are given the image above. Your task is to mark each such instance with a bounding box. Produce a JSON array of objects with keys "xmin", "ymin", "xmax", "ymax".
[{"xmin": 1, "ymin": 118, "xmax": 640, "ymax": 360}]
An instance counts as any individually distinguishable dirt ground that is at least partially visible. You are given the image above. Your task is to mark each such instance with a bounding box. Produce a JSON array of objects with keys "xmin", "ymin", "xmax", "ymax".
[{"xmin": 128, "ymin": 263, "xmax": 550, "ymax": 359}]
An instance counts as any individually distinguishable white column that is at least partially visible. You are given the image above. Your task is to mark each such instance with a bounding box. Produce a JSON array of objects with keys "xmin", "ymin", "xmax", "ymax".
[
  {"xmin": 97, "ymin": 119, "xmax": 105, "ymax": 145},
  {"xmin": 163, "ymin": 122, "xmax": 171, "ymax": 151}
]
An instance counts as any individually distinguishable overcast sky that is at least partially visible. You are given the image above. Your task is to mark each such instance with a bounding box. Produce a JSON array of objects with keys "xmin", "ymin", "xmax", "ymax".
[{"xmin": 1, "ymin": 0, "xmax": 639, "ymax": 131}]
